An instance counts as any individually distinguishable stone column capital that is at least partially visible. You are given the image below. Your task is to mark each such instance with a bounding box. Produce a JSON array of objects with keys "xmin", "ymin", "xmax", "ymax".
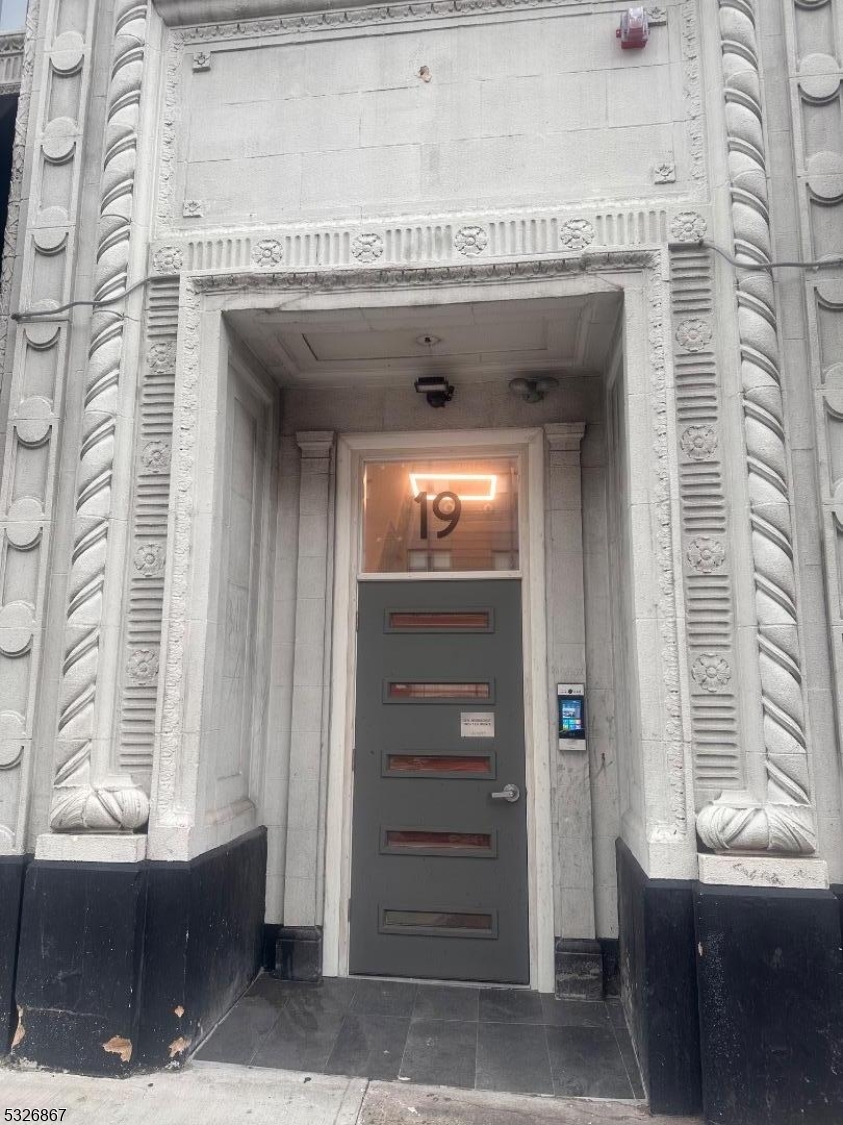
[
  {"xmin": 296, "ymin": 430, "xmax": 335, "ymax": 459},
  {"xmin": 544, "ymin": 423, "xmax": 586, "ymax": 453}
]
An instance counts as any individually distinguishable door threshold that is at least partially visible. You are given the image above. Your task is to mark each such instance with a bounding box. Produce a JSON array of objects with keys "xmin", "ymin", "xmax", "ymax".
[{"xmin": 346, "ymin": 973, "xmax": 533, "ymax": 991}]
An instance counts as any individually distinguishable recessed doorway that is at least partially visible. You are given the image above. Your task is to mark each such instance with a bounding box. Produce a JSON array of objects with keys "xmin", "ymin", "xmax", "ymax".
[{"xmin": 325, "ymin": 429, "xmax": 553, "ymax": 988}]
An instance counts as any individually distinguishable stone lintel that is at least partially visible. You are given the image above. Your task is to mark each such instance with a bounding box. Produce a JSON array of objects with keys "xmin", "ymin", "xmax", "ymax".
[{"xmin": 698, "ymin": 853, "xmax": 829, "ymax": 890}]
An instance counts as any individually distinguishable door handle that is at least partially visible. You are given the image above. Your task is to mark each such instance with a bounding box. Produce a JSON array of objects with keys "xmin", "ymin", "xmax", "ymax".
[{"xmin": 490, "ymin": 783, "xmax": 520, "ymax": 803}]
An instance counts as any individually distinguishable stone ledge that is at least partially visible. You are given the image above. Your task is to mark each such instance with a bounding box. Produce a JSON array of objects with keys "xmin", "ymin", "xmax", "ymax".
[
  {"xmin": 35, "ymin": 832, "xmax": 148, "ymax": 863},
  {"xmin": 153, "ymin": 0, "xmax": 591, "ymax": 28},
  {"xmin": 697, "ymin": 853, "xmax": 829, "ymax": 890}
]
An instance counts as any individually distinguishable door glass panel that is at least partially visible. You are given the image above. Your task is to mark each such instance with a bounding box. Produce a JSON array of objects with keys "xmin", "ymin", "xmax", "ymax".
[
  {"xmin": 381, "ymin": 909, "xmax": 496, "ymax": 935},
  {"xmin": 387, "ymin": 610, "xmax": 492, "ymax": 631},
  {"xmin": 363, "ymin": 458, "xmax": 519, "ymax": 573},
  {"xmin": 383, "ymin": 830, "xmax": 494, "ymax": 854},
  {"xmin": 387, "ymin": 681, "xmax": 491, "ymax": 701},
  {"xmin": 385, "ymin": 753, "xmax": 494, "ymax": 777}
]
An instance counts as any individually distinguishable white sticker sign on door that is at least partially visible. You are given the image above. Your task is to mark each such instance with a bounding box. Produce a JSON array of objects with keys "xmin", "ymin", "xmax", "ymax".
[{"xmin": 460, "ymin": 712, "xmax": 495, "ymax": 738}]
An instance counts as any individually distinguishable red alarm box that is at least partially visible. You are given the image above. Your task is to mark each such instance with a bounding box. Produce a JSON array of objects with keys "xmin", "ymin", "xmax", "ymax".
[{"xmin": 616, "ymin": 7, "xmax": 650, "ymax": 49}]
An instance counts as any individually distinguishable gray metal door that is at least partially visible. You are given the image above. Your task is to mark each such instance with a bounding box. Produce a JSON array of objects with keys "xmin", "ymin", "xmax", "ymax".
[{"xmin": 349, "ymin": 579, "xmax": 529, "ymax": 983}]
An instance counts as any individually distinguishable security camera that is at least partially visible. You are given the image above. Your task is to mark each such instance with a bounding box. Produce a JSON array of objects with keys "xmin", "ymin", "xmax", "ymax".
[
  {"xmin": 414, "ymin": 376, "xmax": 455, "ymax": 408},
  {"xmin": 509, "ymin": 376, "xmax": 559, "ymax": 403}
]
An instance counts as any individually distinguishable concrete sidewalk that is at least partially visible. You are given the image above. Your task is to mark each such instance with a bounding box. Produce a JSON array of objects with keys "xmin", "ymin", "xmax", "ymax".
[{"xmin": 0, "ymin": 1060, "xmax": 702, "ymax": 1125}]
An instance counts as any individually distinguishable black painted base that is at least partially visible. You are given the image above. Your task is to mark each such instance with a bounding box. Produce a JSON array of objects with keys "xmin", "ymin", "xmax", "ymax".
[
  {"xmin": 616, "ymin": 839, "xmax": 702, "ymax": 1116},
  {"xmin": 696, "ymin": 884, "xmax": 843, "ymax": 1125},
  {"xmin": 274, "ymin": 925, "xmax": 322, "ymax": 982},
  {"xmin": 600, "ymin": 937, "xmax": 620, "ymax": 997},
  {"xmin": 11, "ymin": 827, "xmax": 266, "ymax": 1075},
  {"xmin": 554, "ymin": 938, "xmax": 603, "ymax": 1000},
  {"xmin": 0, "ymin": 855, "xmax": 30, "ymax": 1055},
  {"xmin": 262, "ymin": 922, "xmax": 281, "ymax": 970}
]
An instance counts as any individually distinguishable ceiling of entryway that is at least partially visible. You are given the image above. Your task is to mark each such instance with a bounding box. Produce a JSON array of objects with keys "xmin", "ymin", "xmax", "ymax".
[{"xmin": 226, "ymin": 293, "xmax": 621, "ymax": 387}]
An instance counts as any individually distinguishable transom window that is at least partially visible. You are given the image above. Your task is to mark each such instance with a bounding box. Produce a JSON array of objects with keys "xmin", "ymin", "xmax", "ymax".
[{"xmin": 362, "ymin": 457, "xmax": 519, "ymax": 574}]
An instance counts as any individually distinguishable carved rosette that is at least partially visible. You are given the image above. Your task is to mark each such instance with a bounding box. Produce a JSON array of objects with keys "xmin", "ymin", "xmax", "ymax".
[
  {"xmin": 680, "ymin": 423, "xmax": 717, "ymax": 460},
  {"xmin": 687, "ymin": 537, "xmax": 726, "ymax": 574},
  {"xmin": 675, "ymin": 318, "xmax": 712, "ymax": 352},
  {"xmin": 133, "ymin": 542, "xmax": 165, "ymax": 578},
  {"xmin": 697, "ymin": 0, "xmax": 815, "ymax": 855},
  {"xmin": 692, "ymin": 653, "xmax": 732, "ymax": 693},
  {"xmin": 153, "ymin": 246, "xmax": 183, "ymax": 273},
  {"xmin": 252, "ymin": 239, "xmax": 283, "ymax": 267},
  {"xmin": 147, "ymin": 341, "xmax": 176, "ymax": 372},
  {"xmin": 560, "ymin": 219, "xmax": 595, "ymax": 250},
  {"xmin": 670, "ymin": 211, "xmax": 707, "ymax": 242},
  {"xmin": 352, "ymin": 233, "xmax": 384, "ymax": 263},
  {"xmin": 52, "ymin": 0, "xmax": 151, "ymax": 833},
  {"xmin": 454, "ymin": 225, "xmax": 488, "ymax": 256}
]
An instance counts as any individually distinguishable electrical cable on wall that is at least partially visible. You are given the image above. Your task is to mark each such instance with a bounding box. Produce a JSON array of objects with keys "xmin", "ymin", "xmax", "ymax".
[
  {"xmin": 671, "ymin": 239, "xmax": 843, "ymax": 273},
  {"xmin": 10, "ymin": 272, "xmax": 181, "ymax": 321},
  {"xmin": 10, "ymin": 239, "xmax": 843, "ymax": 324}
]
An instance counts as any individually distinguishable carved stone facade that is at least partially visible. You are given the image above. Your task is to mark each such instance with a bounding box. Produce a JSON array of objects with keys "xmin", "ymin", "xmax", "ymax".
[{"xmin": 0, "ymin": 0, "xmax": 842, "ymax": 1115}]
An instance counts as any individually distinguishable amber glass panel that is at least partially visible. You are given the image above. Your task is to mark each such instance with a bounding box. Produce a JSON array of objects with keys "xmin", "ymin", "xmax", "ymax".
[
  {"xmin": 388, "ymin": 610, "xmax": 491, "ymax": 631},
  {"xmin": 382, "ymin": 910, "xmax": 494, "ymax": 932},
  {"xmin": 387, "ymin": 682, "xmax": 491, "ymax": 700},
  {"xmin": 363, "ymin": 457, "xmax": 519, "ymax": 573},
  {"xmin": 385, "ymin": 830, "xmax": 493, "ymax": 851},
  {"xmin": 386, "ymin": 753, "xmax": 492, "ymax": 776}
]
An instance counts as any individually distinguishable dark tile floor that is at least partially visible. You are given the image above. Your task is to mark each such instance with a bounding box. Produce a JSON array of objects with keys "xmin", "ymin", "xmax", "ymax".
[{"xmin": 195, "ymin": 974, "xmax": 645, "ymax": 1101}]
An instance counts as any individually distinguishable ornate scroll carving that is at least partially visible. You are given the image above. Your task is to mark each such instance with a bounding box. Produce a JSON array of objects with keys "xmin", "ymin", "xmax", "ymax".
[
  {"xmin": 696, "ymin": 0, "xmax": 815, "ymax": 854},
  {"xmin": 51, "ymin": 0, "xmax": 151, "ymax": 833}
]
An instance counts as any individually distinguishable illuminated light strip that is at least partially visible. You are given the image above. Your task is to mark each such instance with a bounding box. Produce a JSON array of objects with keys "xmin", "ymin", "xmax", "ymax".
[{"xmin": 409, "ymin": 472, "xmax": 497, "ymax": 502}]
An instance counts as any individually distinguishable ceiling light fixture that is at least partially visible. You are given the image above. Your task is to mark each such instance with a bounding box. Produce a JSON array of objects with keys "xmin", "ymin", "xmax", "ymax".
[
  {"xmin": 409, "ymin": 473, "xmax": 498, "ymax": 502},
  {"xmin": 508, "ymin": 375, "xmax": 559, "ymax": 403}
]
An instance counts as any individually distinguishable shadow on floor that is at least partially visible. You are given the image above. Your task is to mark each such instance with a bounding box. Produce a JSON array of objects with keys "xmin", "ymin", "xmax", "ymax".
[{"xmin": 195, "ymin": 974, "xmax": 645, "ymax": 1101}]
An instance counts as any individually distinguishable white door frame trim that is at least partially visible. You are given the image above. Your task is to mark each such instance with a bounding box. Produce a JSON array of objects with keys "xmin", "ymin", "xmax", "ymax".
[{"xmin": 322, "ymin": 426, "xmax": 554, "ymax": 992}]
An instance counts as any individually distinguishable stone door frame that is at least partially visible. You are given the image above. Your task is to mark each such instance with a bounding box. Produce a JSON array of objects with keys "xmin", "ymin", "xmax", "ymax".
[{"xmin": 142, "ymin": 253, "xmax": 700, "ymax": 969}]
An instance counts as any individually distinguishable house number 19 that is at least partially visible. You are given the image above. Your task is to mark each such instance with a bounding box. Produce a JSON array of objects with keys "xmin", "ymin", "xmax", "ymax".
[{"xmin": 413, "ymin": 490, "xmax": 462, "ymax": 539}]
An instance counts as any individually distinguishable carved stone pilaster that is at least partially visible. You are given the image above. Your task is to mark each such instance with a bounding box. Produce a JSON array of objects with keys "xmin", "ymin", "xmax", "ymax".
[
  {"xmin": 283, "ymin": 431, "xmax": 335, "ymax": 925},
  {"xmin": 49, "ymin": 0, "xmax": 152, "ymax": 833},
  {"xmin": 668, "ymin": 245, "xmax": 742, "ymax": 803},
  {"xmin": 696, "ymin": 0, "xmax": 815, "ymax": 855},
  {"xmin": 0, "ymin": 0, "xmax": 105, "ymax": 852}
]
